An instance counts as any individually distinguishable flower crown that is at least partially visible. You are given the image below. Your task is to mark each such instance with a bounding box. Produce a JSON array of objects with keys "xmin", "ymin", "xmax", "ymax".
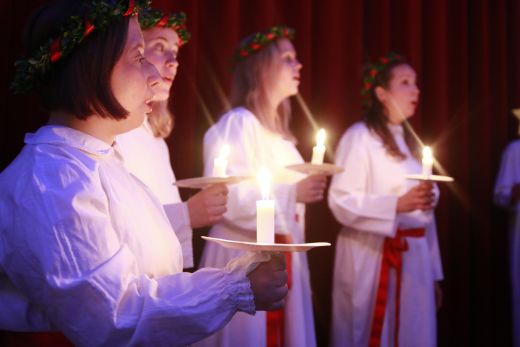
[
  {"xmin": 139, "ymin": 9, "xmax": 191, "ymax": 46},
  {"xmin": 232, "ymin": 25, "xmax": 295, "ymax": 65},
  {"xmin": 361, "ymin": 52, "xmax": 405, "ymax": 99},
  {"xmin": 11, "ymin": 0, "xmax": 150, "ymax": 94}
]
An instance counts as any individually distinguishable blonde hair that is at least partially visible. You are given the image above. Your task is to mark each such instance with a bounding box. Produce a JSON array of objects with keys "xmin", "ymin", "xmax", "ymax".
[
  {"xmin": 230, "ymin": 39, "xmax": 296, "ymax": 142},
  {"xmin": 147, "ymin": 100, "xmax": 174, "ymax": 138}
]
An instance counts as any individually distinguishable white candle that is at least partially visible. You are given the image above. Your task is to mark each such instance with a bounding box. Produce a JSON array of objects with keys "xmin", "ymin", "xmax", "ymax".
[
  {"xmin": 256, "ymin": 167, "xmax": 275, "ymax": 244},
  {"xmin": 311, "ymin": 128, "xmax": 326, "ymax": 164},
  {"xmin": 213, "ymin": 144, "xmax": 230, "ymax": 177},
  {"xmin": 422, "ymin": 146, "xmax": 433, "ymax": 177}
]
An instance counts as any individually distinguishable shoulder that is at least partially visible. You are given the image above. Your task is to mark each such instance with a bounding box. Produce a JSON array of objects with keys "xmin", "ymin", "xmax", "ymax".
[
  {"xmin": 1, "ymin": 143, "xmax": 102, "ymax": 202},
  {"xmin": 338, "ymin": 121, "xmax": 373, "ymax": 144},
  {"xmin": 0, "ymin": 144, "xmax": 107, "ymax": 230},
  {"xmin": 504, "ymin": 139, "xmax": 520, "ymax": 155},
  {"xmin": 204, "ymin": 107, "xmax": 260, "ymax": 144},
  {"xmin": 219, "ymin": 107, "xmax": 259, "ymax": 128},
  {"xmin": 116, "ymin": 124, "xmax": 149, "ymax": 146}
]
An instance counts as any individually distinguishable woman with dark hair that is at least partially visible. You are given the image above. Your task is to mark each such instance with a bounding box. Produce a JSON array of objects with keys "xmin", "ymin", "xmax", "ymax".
[
  {"xmin": 493, "ymin": 111, "xmax": 520, "ymax": 347},
  {"xmin": 328, "ymin": 53, "xmax": 443, "ymax": 347},
  {"xmin": 116, "ymin": 9, "xmax": 228, "ymax": 270},
  {"xmin": 195, "ymin": 26, "xmax": 326, "ymax": 347},
  {"xmin": 0, "ymin": 1, "xmax": 288, "ymax": 346}
]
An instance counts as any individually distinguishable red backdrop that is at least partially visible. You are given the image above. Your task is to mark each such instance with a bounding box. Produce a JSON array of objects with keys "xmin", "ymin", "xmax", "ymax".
[{"xmin": 2, "ymin": 1, "xmax": 520, "ymax": 346}]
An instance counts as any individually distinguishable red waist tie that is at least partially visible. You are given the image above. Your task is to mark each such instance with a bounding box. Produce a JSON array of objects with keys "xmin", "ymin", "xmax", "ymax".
[
  {"xmin": 368, "ymin": 228, "xmax": 425, "ymax": 347},
  {"xmin": 266, "ymin": 233, "xmax": 293, "ymax": 347}
]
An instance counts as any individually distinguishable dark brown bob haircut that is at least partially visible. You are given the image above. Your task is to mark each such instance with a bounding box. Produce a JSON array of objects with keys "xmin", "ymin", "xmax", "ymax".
[{"xmin": 25, "ymin": 0, "xmax": 130, "ymax": 120}]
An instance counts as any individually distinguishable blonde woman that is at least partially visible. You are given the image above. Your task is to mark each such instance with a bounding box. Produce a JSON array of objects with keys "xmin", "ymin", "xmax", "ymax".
[
  {"xmin": 195, "ymin": 26, "xmax": 326, "ymax": 347},
  {"xmin": 116, "ymin": 9, "xmax": 228, "ymax": 269}
]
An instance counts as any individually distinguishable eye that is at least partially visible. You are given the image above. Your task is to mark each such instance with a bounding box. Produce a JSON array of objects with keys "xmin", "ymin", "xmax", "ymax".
[
  {"xmin": 154, "ymin": 43, "xmax": 165, "ymax": 53},
  {"xmin": 283, "ymin": 54, "xmax": 294, "ymax": 63}
]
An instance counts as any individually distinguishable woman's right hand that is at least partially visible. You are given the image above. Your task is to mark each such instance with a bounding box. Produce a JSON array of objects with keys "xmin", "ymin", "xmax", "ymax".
[
  {"xmin": 296, "ymin": 174, "xmax": 327, "ymax": 203},
  {"xmin": 247, "ymin": 253, "xmax": 288, "ymax": 311},
  {"xmin": 186, "ymin": 183, "xmax": 228, "ymax": 228},
  {"xmin": 396, "ymin": 181, "xmax": 435, "ymax": 213}
]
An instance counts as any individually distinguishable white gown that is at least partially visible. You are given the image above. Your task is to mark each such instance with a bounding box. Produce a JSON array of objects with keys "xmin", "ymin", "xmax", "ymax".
[
  {"xmin": 328, "ymin": 122, "xmax": 443, "ymax": 347},
  {"xmin": 493, "ymin": 139, "xmax": 520, "ymax": 347},
  {"xmin": 117, "ymin": 118, "xmax": 194, "ymax": 268},
  {"xmin": 0, "ymin": 125, "xmax": 267, "ymax": 347},
  {"xmin": 194, "ymin": 107, "xmax": 316, "ymax": 347}
]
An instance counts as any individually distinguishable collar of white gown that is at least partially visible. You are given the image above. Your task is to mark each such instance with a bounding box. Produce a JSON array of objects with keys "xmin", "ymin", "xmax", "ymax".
[
  {"xmin": 24, "ymin": 125, "xmax": 114, "ymax": 156},
  {"xmin": 387, "ymin": 122, "xmax": 404, "ymax": 137}
]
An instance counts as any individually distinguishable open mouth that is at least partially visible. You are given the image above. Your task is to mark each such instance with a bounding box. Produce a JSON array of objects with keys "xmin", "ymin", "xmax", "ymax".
[{"xmin": 144, "ymin": 97, "xmax": 154, "ymax": 112}]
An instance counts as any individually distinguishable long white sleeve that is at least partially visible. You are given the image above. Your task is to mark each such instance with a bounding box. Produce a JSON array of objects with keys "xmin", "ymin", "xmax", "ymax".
[
  {"xmin": 117, "ymin": 122, "xmax": 195, "ymax": 268},
  {"xmin": 0, "ymin": 126, "xmax": 262, "ymax": 347},
  {"xmin": 494, "ymin": 140, "xmax": 520, "ymax": 208},
  {"xmin": 328, "ymin": 124, "xmax": 398, "ymax": 236},
  {"xmin": 425, "ymin": 218, "xmax": 444, "ymax": 280},
  {"xmin": 203, "ymin": 109, "xmax": 299, "ymax": 236}
]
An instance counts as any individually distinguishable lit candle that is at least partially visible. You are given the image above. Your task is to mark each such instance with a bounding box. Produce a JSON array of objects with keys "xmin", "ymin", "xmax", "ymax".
[
  {"xmin": 311, "ymin": 128, "xmax": 326, "ymax": 164},
  {"xmin": 422, "ymin": 146, "xmax": 433, "ymax": 177},
  {"xmin": 256, "ymin": 167, "xmax": 275, "ymax": 244},
  {"xmin": 213, "ymin": 144, "xmax": 230, "ymax": 177}
]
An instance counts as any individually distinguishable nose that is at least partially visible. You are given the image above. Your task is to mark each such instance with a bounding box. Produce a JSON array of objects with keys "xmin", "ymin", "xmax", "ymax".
[
  {"xmin": 295, "ymin": 59, "xmax": 302, "ymax": 71},
  {"xmin": 145, "ymin": 60, "xmax": 162, "ymax": 89},
  {"xmin": 412, "ymin": 83, "xmax": 420, "ymax": 95},
  {"xmin": 165, "ymin": 52, "xmax": 179, "ymax": 70}
]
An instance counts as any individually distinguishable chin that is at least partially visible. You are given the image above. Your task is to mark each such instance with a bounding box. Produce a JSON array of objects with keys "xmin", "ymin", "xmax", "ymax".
[
  {"xmin": 155, "ymin": 90, "xmax": 170, "ymax": 102},
  {"xmin": 287, "ymin": 88, "xmax": 299, "ymax": 97},
  {"xmin": 405, "ymin": 111, "xmax": 415, "ymax": 119}
]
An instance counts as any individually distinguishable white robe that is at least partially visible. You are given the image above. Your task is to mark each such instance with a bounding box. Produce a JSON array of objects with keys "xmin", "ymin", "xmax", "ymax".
[
  {"xmin": 493, "ymin": 139, "xmax": 520, "ymax": 347},
  {"xmin": 117, "ymin": 118, "xmax": 194, "ymax": 268},
  {"xmin": 328, "ymin": 122, "xmax": 443, "ymax": 347},
  {"xmin": 194, "ymin": 107, "xmax": 316, "ymax": 347},
  {"xmin": 0, "ymin": 125, "xmax": 267, "ymax": 347}
]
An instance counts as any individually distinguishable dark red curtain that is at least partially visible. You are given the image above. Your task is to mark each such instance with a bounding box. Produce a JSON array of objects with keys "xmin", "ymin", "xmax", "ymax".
[{"xmin": 2, "ymin": 1, "xmax": 519, "ymax": 346}]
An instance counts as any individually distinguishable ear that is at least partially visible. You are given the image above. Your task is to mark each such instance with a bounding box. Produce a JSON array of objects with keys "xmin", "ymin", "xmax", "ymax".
[{"xmin": 374, "ymin": 86, "xmax": 386, "ymax": 103}]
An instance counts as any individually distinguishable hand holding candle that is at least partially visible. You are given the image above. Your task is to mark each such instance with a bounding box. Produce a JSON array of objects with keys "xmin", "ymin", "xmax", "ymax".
[
  {"xmin": 311, "ymin": 128, "xmax": 326, "ymax": 164},
  {"xmin": 256, "ymin": 167, "xmax": 275, "ymax": 244},
  {"xmin": 213, "ymin": 144, "xmax": 230, "ymax": 177},
  {"xmin": 421, "ymin": 146, "xmax": 433, "ymax": 177}
]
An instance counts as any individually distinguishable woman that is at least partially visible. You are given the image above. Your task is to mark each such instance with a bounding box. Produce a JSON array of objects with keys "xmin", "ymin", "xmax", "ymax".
[
  {"xmin": 328, "ymin": 53, "xmax": 443, "ymax": 347},
  {"xmin": 195, "ymin": 26, "xmax": 326, "ymax": 347},
  {"xmin": 494, "ymin": 131, "xmax": 520, "ymax": 347},
  {"xmin": 116, "ymin": 9, "xmax": 228, "ymax": 269},
  {"xmin": 0, "ymin": 1, "xmax": 288, "ymax": 346}
]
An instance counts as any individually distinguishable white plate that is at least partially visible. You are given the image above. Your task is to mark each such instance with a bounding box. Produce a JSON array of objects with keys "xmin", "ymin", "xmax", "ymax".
[
  {"xmin": 286, "ymin": 163, "xmax": 344, "ymax": 176},
  {"xmin": 405, "ymin": 174, "xmax": 454, "ymax": 182},
  {"xmin": 202, "ymin": 236, "xmax": 331, "ymax": 252},
  {"xmin": 174, "ymin": 176, "xmax": 251, "ymax": 189}
]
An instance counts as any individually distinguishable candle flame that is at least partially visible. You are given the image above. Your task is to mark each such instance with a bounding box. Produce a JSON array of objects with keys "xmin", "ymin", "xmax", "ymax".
[
  {"xmin": 316, "ymin": 128, "xmax": 326, "ymax": 147},
  {"xmin": 257, "ymin": 166, "xmax": 271, "ymax": 200},
  {"xmin": 218, "ymin": 144, "xmax": 230, "ymax": 159},
  {"xmin": 422, "ymin": 146, "xmax": 433, "ymax": 164}
]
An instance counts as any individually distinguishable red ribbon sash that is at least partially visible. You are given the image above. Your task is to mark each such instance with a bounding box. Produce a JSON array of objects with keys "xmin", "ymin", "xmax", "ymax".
[
  {"xmin": 368, "ymin": 228, "xmax": 425, "ymax": 347},
  {"xmin": 266, "ymin": 233, "xmax": 293, "ymax": 347}
]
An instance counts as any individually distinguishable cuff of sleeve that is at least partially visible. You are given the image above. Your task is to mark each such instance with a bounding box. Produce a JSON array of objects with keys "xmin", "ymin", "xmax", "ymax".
[{"xmin": 223, "ymin": 252, "xmax": 271, "ymax": 314}]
